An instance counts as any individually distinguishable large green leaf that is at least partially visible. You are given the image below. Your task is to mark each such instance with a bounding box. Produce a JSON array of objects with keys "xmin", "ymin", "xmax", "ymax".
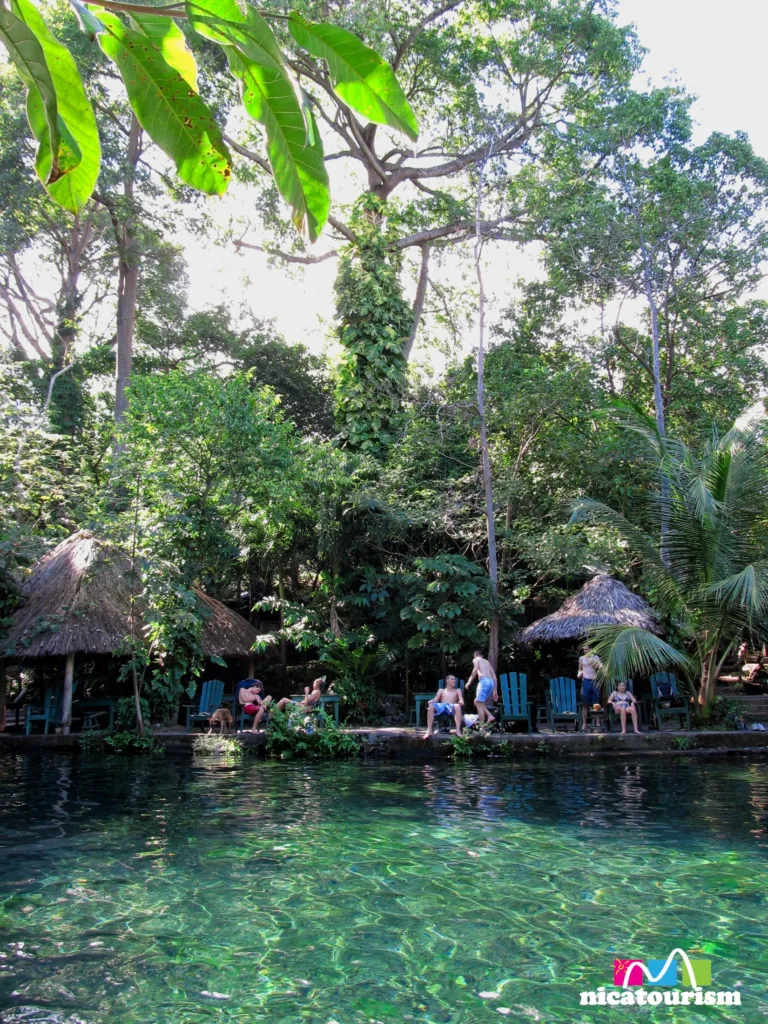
[
  {"xmin": 13, "ymin": 0, "xmax": 100, "ymax": 212},
  {"xmin": 92, "ymin": 8, "xmax": 231, "ymax": 196},
  {"xmin": 288, "ymin": 14, "xmax": 418, "ymax": 142},
  {"xmin": 130, "ymin": 11, "xmax": 197, "ymax": 91},
  {"xmin": 0, "ymin": 4, "xmax": 61, "ymax": 180},
  {"xmin": 184, "ymin": 0, "xmax": 244, "ymax": 44},
  {"xmin": 227, "ymin": 48, "xmax": 329, "ymax": 240},
  {"xmin": 186, "ymin": 2, "xmax": 329, "ymax": 239}
]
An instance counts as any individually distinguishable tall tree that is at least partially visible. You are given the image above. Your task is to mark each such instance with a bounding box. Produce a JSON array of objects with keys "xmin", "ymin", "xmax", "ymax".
[
  {"xmin": 334, "ymin": 194, "xmax": 413, "ymax": 455},
  {"xmin": 231, "ymin": 0, "xmax": 641, "ymax": 350}
]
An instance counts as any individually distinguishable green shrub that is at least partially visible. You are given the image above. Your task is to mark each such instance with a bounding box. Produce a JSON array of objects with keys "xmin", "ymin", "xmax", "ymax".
[
  {"xmin": 449, "ymin": 733, "xmax": 493, "ymax": 759},
  {"xmin": 104, "ymin": 731, "xmax": 164, "ymax": 755},
  {"xmin": 265, "ymin": 707, "xmax": 360, "ymax": 760},
  {"xmin": 696, "ymin": 695, "xmax": 745, "ymax": 730},
  {"xmin": 114, "ymin": 695, "xmax": 151, "ymax": 732}
]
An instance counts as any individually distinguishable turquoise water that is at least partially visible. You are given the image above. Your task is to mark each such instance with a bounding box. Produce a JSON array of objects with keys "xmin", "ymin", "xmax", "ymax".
[{"xmin": 0, "ymin": 755, "xmax": 767, "ymax": 1024}]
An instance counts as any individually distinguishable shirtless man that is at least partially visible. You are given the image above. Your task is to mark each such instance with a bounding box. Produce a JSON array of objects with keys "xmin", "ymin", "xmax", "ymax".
[
  {"xmin": 578, "ymin": 650, "xmax": 603, "ymax": 731},
  {"xmin": 423, "ymin": 675, "xmax": 464, "ymax": 739},
  {"xmin": 466, "ymin": 649, "xmax": 498, "ymax": 726},
  {"xmin": 238, "ymin": 679, "xmax": 271, "ymax": 733}
]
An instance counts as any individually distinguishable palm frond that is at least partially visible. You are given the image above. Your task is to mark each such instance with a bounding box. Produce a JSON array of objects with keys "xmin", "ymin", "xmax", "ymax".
[
  {"xmin": 587, "ymin": 625, "xmax": 696, "ymax": 685},
  {"xmin": 702, "ymin": 562, "xmax": 768, "ymax": 618},
  {"xmin": 570, "ymin": 498, "xmax": 684, "ymax": 613}
]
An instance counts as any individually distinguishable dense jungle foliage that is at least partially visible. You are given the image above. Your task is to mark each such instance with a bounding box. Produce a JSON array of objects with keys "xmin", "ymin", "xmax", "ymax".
[{"xmin": 2, "ymin": 0, "xmax": 768, "ymax": 720}]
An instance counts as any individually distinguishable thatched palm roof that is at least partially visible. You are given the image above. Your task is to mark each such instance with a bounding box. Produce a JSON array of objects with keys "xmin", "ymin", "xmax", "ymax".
[
  {"xmin": 516, "ymin": 574, "xmax": 659, "ymax": 646},
  {"xmin": 4, "ymin": 531, "xmax": 259, "ymax": 660}
]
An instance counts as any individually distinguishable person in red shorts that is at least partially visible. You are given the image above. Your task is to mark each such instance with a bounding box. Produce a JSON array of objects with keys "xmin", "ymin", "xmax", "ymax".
[{"xmin": 238, "ymin": 679, "xmax": 272, "ymax": 733}]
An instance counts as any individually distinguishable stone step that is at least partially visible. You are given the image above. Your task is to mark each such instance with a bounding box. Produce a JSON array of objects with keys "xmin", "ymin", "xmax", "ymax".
[{"xmin": 715, "ymin": 689, "xmax": 768, "ymax": 721}]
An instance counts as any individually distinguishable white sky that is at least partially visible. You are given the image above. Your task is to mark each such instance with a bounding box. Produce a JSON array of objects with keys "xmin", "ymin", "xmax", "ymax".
[{"xmin": 176, "ymin": 0, "xmax": 768, "ymax": 360}]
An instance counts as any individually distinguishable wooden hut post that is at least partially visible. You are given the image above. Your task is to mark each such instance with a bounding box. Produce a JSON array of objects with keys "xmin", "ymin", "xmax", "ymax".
[
  {"xmin": 0, "ymin": 658, "xmax": 6, "ymax": 733},
  {"xmin": 61, "ymin": 652, "xmax": 75, "ymax": 734}
]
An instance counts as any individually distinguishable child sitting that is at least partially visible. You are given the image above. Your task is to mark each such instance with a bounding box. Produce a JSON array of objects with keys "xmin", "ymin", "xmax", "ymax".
[
  {"xmin": 423, "ymin": 675, "xmax": 464, "ymax": 739},
  {"xmin": 607, "ymin": 681, "xmax": 640, "ymax": 735}
]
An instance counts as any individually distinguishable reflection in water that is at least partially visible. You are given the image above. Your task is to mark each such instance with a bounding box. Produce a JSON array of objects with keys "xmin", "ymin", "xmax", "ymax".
[{"xmin": 0, "ymin": 755, "xmax": 766, "ymax": 1023}]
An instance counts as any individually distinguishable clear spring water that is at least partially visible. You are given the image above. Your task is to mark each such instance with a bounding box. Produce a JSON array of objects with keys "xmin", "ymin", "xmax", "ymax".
[{"xmin": 0, "ymin": 754, "xmax": 767, "ymax": 1024}]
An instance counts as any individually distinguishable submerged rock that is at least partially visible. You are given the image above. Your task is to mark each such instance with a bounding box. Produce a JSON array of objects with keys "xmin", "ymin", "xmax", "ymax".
[{"xmin": 1, "ymin": 1007, "xmax": 93, "ymax": 1024}]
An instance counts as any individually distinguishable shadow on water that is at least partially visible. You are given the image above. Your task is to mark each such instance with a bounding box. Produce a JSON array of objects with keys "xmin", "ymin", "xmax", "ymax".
[{"xmin": 0, "ymin": 754, "xmax": 767, "ymax": 1023}]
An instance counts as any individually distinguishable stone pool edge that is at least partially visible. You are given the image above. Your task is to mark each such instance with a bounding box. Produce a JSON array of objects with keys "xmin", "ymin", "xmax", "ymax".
[{"xmin": 2, "ymin": 727, "xmax": 768, "ymax": 760}]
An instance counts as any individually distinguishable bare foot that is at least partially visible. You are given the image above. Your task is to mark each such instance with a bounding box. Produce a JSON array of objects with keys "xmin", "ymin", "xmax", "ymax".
[
  {"xmin": 423, "ymin": 731, "xmax": 433, "ymax": 740},
  {"xmin": 621, "ymin": 729, "xmax": 627, "ymax": 735}
]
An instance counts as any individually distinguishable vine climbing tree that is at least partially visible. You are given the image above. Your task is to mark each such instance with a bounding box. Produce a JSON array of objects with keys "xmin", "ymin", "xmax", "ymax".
[{"xmin": 334, "ymin": 194, "xmax": 413, "ymax": 457}]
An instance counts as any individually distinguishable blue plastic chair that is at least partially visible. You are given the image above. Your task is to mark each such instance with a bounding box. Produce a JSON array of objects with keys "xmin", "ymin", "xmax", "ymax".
[
  {"xmin": 185, "ymin": 679, "xmax": 225, "ymax": 731},
  {"xmin": 545, "ymin": 677, "xmax": 579, "ymax": 731},
  {"xmin": 650, "ymin": 672, "xmax": 691, "ymax": 730},
  {"xmin": 498, "ymin": 672, "xmax": 532, "ymax": 732}
]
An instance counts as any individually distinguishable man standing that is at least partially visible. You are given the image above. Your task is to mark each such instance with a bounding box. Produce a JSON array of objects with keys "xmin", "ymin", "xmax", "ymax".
[
  {"xmin": 577, "ymin": 650, "xmax": 604, "ymax": 731},
  {"xmin": 466, "ymin": 649, "xmax": 498, "ymax": 726}
]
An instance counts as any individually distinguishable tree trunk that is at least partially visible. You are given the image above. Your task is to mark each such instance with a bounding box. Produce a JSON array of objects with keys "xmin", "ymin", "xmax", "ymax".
[
  {"xmin": 474, "ymin": 154, "xmax": 500, "ymax": 673},
  {"xmin": 61, "ymin": 653, "xmax": 75, "ymax": 735},
  {"xmin": 625, "ymin": 168, "xmax": 670, "ymax": 564},
  {"xmin": 132, "ymin": 663, "xmax": 145, "ymax": 735},
  {"xmin": 278, "ymin": 564, "xmax": 288, "ymax": 685},
  {"xmin": 403, "ymin": 244, "xmax": 430, "ymax": 361},
  {"xmin": 0, "ymin": 660, "xmax": 6, "ymax": 733},
  {"xmin": 114, "ymin": 114, "xmax": 141, "ymax": 424},
  {"xmin": 329, "ymin": 551, "xmax": 342, "ymax": 638}
]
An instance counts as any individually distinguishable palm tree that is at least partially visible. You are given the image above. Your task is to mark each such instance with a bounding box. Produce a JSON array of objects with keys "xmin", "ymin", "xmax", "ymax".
[{"xmin": 571, "ymin": 419, "xmax": 768, "ymax": 707}]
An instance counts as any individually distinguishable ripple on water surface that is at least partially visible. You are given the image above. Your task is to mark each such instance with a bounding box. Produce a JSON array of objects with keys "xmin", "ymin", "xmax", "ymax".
[{"xmin": 0, "ymin": 755, "xmax": 767, "ymax": 1023}]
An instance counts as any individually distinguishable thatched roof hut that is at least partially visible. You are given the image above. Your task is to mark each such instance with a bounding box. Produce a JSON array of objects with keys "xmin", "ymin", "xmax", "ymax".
[
  {"xmin": 516, "ymin": 574, "xmax": 659, "ymax": 646},
  {"xmin": 5, "ymin": 531, "xmax": 259, "ymax": 659}
]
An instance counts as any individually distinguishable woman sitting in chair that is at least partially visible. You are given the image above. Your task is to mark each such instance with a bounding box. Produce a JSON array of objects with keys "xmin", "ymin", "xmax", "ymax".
[{"xmin": 607, "ymin": 681, "xmax": 640, "ymax": 735}]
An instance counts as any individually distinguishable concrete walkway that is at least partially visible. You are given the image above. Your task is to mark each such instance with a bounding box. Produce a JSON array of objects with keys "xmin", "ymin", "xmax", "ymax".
[{"xmin": 2, "ymin": 726, "xmax": 768, "ymax": 759}]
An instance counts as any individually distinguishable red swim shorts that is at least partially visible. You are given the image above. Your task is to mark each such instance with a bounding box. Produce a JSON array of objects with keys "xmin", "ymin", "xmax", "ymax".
[{"xmin": 244, "ymin": 703, "xmax": 262, "ymax": 715}]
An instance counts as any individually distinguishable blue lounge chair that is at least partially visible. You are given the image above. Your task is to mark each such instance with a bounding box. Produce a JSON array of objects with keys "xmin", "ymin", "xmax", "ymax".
[
  {"xmin": 650, "ymin": 672, "xmax": 691, "ymax": 730},
  {"xmin": 498, "ymin": 672, "xmax": 532, "ymax": 732},
  {"xmin": 545, "ymin": 677, "xmax": 579, "ymax": 732},
  {"xmin": 184, "ymin": 679, "xmax": 225, "ymax": 731},
  {"xmin": 26, "ymin": 683, "xmax": 79, "ymax": 735}
]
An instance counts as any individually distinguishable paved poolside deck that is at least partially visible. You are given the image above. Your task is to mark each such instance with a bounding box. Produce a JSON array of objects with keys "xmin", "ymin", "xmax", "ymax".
[{"xmin": 2, "ymin": 726, "xmax": 768, "ymax": 758}]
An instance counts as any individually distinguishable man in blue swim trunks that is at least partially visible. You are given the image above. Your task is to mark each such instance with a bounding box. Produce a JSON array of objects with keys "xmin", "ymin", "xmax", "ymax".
[
  {"xmin": 466, "ymin": 649, "xmax": 498, "ymax": 727},
  {"xmin": 423, "ymin": 675, "xmax": 465, "ymax": 739},
  {"xmin": 578, "ymin": 650, "xmax": 604, "ymax": 731}
]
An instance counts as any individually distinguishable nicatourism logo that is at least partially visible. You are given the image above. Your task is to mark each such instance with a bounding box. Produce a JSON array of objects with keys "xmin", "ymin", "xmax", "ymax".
[{"xmin": 579, "ymin": 948, "xmax": 741, "ymax": 1008}]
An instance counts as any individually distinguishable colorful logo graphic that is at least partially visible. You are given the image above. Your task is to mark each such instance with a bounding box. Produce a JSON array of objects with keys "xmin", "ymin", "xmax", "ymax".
[
  {"xmin": 614, "ymin": 949, "xmax": 712, "ymax": 988},
  {"xmin": 579, "ymin": 948, "xmax": 739, "ymax": 1008}
]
